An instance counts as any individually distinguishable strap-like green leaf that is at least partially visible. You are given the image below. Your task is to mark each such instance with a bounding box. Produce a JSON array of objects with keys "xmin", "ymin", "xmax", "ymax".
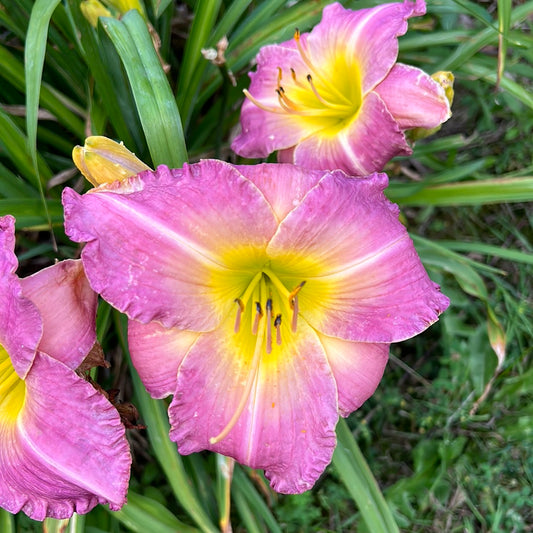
[
  {"xmin": 102, "ymin": 11, "xmax": 187, "ymax": 167},
  {"xmin": 333, "ymin": 418, "xmax": 400, "ymax": 533}
]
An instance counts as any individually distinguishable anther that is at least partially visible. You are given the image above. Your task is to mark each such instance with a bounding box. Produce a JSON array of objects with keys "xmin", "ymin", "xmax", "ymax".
[
  {"xmin": 288, "ymin": 281, "xmax": 306, "ymax": 306},
  {"xmin": 274, "ymin": 314, "xmax": 282, "ymax": 345},
  {"xmin": 266, "ymin": 299, "xmax": 273, "ymax": 354},
  {"xmin": 289, "ymin": 281, "xmax": 306, "ymax": 333},
  {"xmin": 252, "ymin": 301, "xmax": 263, "ymax": 335},
  {"xmin": 234, "ymin": 298, "xmax": 244, "ymax": 333}
]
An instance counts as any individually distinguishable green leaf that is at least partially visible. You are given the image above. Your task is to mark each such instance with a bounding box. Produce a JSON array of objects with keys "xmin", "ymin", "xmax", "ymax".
[
  {"xmin": 24, "ymin": 0, "xmax": 62, "ymax": 162},
  {"xmin": 0, "ymin": 108, "xmax": 52, "ymax": 188},
  {"xmin": 102, "ymin": 10, "xmax": 187, "ymax": 167},
  {"xmin": 388, "ymin": 177, "xmax": 533, "ymax": 206},
  {"xmin": 112, "ymin": 491, "xmax": 199, "ymax": 533},
  {"xmin": 177, "ymin": 0, "xmax": 223, "ymax": 130},
  {"xmin": 333, "ymin": 418, "xmax": 400, "ymax": 533},
  {"xmin": 0, "ymin": 199, "xmax": 64, "ymax": 229},
  {"xmin": 0, "ymin": 509, "xmax": 14, "ymax": 533}
]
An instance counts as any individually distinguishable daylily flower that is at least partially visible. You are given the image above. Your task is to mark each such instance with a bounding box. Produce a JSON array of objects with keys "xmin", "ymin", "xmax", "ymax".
[
  {"xmin": 62, "ymin": 161, "xmax": 449, "ymax": 493},
  {"xmin": 231, "ymin": 0, "xmax": 451, "ymax": 176},
  {"xmin": 0, "ymin": 216, "xmax": 131, "ymax": 520}
]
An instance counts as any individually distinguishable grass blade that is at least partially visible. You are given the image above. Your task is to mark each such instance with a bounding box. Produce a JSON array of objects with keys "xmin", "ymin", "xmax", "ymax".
[{"xmin": 497, "ymin": 0, "xmax": 512, "ymax": 88}]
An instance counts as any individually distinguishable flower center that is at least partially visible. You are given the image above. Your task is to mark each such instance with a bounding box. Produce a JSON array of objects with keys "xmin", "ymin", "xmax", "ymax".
[
  {"xmin": 244, "ymin": 30, "xmax": 362, "ymax": 130},
  {"xmin": 0, "ymin": 344, "xmax": 26, "ymax": 422},
  {"xmin": 209, "ymin": 267, "xmax": 306, "ymax": 445}
]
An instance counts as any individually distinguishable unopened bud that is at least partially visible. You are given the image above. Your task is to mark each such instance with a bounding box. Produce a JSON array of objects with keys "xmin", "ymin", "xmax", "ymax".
[{"xmin": 73, "ymin": 136, "xmax": 151, "ymax": 187}]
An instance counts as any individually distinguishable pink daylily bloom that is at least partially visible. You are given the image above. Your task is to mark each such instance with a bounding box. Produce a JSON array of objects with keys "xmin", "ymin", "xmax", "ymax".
[
  {"xmin": 231, "ymin": 0, "xmax": 451, "ymax": 175},
  {"xmin": 0, "ymin": 216, "xmax": 131, "ymax": 520},
  {"xmin": 62, "ymin": 161, "xmax": 449, "ymax": 493}
]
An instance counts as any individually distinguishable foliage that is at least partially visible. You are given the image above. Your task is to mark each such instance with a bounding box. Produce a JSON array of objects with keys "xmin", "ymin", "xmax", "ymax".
[{"xmin": 0, "ymin": 0, "xmax": 531, "ymax": 531}]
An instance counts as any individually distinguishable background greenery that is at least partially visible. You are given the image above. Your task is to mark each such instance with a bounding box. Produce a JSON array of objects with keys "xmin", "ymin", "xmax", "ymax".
[{"xmin": 0, "ymin": 0, "xmax": 531, "ymax": 531}]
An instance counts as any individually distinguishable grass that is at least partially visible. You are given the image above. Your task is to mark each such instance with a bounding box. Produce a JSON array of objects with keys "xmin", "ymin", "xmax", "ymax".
[{"xmin": 0, "ymin": 0, "xmax": 532, "ymax": 531}]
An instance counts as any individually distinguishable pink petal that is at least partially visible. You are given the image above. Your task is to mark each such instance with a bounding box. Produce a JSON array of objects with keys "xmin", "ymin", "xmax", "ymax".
[
  {"xmin": 317, "ymin": 333, "xmax": 389, "ymax": 417},
  {"xmin": 128, "ymin": 319, "xmax": 199, "ymax": 399},
  {"xmin": 63, "ymin": 162, "xmax": 278, "ymax": 331},
  {"xmin": 267, "ymin": 171, "xmax": 449, "ymax": 342},
  {"xmin": 231, "ymin": 43, "xmax": 319, "ymax": 158},
  {"xmin": 168, "ymin": 318, "xmax": 338, "ymax": 494},
  {"xmin": 0, "ymin": 216, "xmax": 41, "ymax": 378},
  {"xmin": 375, "ymin": 63, "xmax": 451, "ymax": 129},
  {"xmin": 311, "ymin": 1, "xmax": 426, "ymax": 94},
  {"xmin": 291, "ymin": 92, "xmax": 411, "ymax": 175},
  {"xmin": 234, "ymin": 163, "xmax": 324, "ymax": 222},
  {"xmin": 0, "ymin": 352, "xmax": 130, "ymax": 520},
  {"xmin": 20, "ymin": 260, "xmax": 98, "ymax": 369}
]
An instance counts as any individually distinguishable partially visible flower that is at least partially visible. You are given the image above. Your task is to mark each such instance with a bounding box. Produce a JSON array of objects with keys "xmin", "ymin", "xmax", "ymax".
[
  {"xmin": 73, "ymin": 136, "xmax": 151, "ymax": 187},
  {"xmin": 232, "ymin": 0, "xmax": 451, "ymax": 175},
  {"xmin": 80, "ymin": 0, "xmax": 112, "ymax": 27},
  {"xmin": 63, "ymin": 161, "xmax": 448, "ymax": 493},
  {"xmin": 0, "ymin": 216, "xmax": 131, "ymax": 520}
]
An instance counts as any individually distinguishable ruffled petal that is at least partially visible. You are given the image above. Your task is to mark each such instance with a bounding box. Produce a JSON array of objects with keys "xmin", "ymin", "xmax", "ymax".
[
  {"xmin": 20, "ymin": 260, "xmax": 97, "ymax": 370},
  {"xmin": 231, "ymin": 43, "xmax": 321, "ymax": 158},
  {"xmin": 0, "ymin": 352, "xmax": 130, "ymax": 520},
  {"xmin": 317, "ymin": 333, "xmax": 389, "ymax": 417},
  {"xmin": 375, "ymin": 63, "xmax": 451, "ymax": 129},
  {"xmin": 63, "ymin": 162, "xmax": 278, "ymax": 330},
  {"xmin": 310, "ymin": 1, "xmax": 426, "ymax": 94},
  {"xmin": 290, "ymin": 92, "xmax": 411, "ymax": 175},
  {"xmin": 0, "ymin": 216, "xmax": 41, "ymax": 378},
  {"xmin": 128, "ymin": 319, "xmax": 198, "ymax": 399},
  {"xmin": 168, "ymin": 317, "xmax": 338, "ymax": 494},
  {"xmin": 267, "ymin": 172, "xmax": 449, "ymax": 342}
]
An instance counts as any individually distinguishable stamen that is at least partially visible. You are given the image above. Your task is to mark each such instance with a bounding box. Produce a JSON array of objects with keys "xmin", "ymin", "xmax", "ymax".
[
  {"xmin": 210, "ymin": 279, "xmax": 268, "ymax": 445},
  {"xmin": 277, "ymin": 67, "xmax": 282, "ymax": 86},
  {"xmin": 243, "ymin": 89, "xmax": 287, "ymax": 115},
  {"xmin": 266, "ymin": 299, "xmax": 273, "ymax": 354},
  {"xmin": 233, "ymin": 298, "xmax": 244, "ymax": 333},
  {"xmin": 290, "ymin": 68, "xmax": 306, "ymax": 88},
  {"xmin": 291, "ymin": 295, "xmax": 299, "ymax": 333},
  {"xmin": 288, "ymin": 281, "xmax": 306, "ymax": 333},
  {"xmin": 274, "ymin": 314, "xmax": 282, "ymax": 345},
  {"xmin": 306, "ymin": 74, "xmax": 351, "ymax": 111},
  {"xmin": 209, "ymin": 314, "xmax": 265, "ymax": 445},
  {"xmin": 293, "ymin": 28, "xmax": 352, "ymax": 106},
  {"xmin": 276, "ymin": 88, "xmax": 304, "ymax": 114},
  {"xmin": 252, "ymin": 301, "xmax": 263, "ymax": 335}
]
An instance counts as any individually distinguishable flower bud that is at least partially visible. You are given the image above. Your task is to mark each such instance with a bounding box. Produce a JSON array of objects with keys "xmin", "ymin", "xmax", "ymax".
[
  {"xmin": 73, "ymin": 136, "xmax": 151, "ymax": 187},
  {"xmin": 80, "ymin": 0, "xmax": 112, "ymax": 27}
]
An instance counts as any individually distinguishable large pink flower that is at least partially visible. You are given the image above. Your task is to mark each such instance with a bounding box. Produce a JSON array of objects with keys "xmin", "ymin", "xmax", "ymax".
[
  {"xmin": 62, "ymin": 161, "xmax": 448, "ymax": 493},
  {"xmin": 0, "ymin": 216, "xmax": 131, "ymax": 520},
  {"xmin": 231, "ymin": 0, "xmax": 451, "ymax": 175}
]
